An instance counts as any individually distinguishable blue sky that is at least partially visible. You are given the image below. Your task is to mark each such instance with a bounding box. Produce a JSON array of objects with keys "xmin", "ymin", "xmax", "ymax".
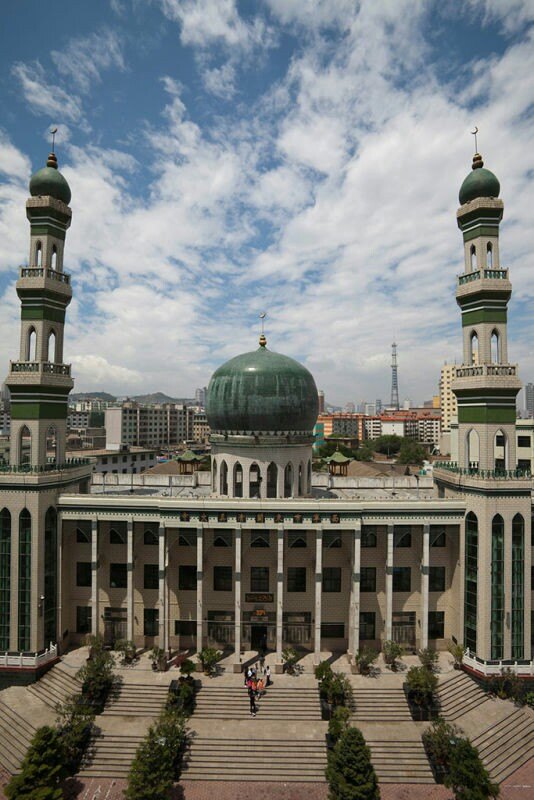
[{"xmin": 0, "ymin": 0, "xmax": 533, "ymax": 406}]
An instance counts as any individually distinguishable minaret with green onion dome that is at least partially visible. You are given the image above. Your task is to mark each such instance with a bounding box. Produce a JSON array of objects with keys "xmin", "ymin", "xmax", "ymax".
[{"xmin": 5, "ymin": 147, "xmax": 74, "ymax": 468}]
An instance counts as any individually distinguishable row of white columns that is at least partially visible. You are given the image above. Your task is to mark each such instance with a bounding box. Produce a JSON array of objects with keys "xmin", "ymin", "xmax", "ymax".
[{"xmin": 89, "ymin": 522, "xmax": 431, "ymax": 656}]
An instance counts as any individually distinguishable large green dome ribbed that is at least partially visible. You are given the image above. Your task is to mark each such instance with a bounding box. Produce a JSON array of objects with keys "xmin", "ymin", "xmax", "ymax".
[
  {"xmin": 29, "ymin": 152, "xmax": 71, "ymax": 205},
  {"xmin": 206, "ymin": 343, "xmax": 319, "ymax": 433},
  {"xmin": 459, "ymin": 154, "xmax": 500, "ymax": 205}
]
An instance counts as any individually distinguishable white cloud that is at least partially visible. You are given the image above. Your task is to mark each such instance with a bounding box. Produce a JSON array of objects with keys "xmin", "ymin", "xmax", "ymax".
[
  {"xmin": 158, "ymin": 0, "xmax": 273, "ymax": 50},
  {"xmin": 51, "ymin": 28, "xmax": 126, "ymax": 94},
  {"xmin": 0, "ymin": 130, "xmax": 31, "ymax": 181},
  {"xmin": 11, "ymin": 61, "xmax": 83, "ymax": 123},
  {"xmin": 202, "ymin": 62, "xmax": 236, "ymax": 99}
]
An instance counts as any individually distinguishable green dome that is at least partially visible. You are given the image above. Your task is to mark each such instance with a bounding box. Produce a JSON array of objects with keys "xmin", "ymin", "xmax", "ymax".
[
  {"xmin": 29, "ymin": 152, "xmax": 71, "ymax": 205},
  {"xmin": 459, "ymin": 154, "xmax": 500, "ymax": 205},
  {"xmin": 206, "ymin": 340, "xmax": 319, "ymax": 434}
]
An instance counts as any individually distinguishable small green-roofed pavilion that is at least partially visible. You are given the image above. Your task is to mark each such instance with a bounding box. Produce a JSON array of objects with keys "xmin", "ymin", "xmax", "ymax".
[
  {"xmin": 175, "ymin": 449, "xmax": 205, "ymax": 474},
  {"xmin": 323, "ymin": 448, "xmax": 353, "ymax": 476}
]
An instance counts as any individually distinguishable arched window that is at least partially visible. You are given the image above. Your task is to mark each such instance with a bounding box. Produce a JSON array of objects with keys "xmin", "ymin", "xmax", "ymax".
[
  {"xmin": 233, "ymin": 462, "xmax": 242, "ymax": 498},
  {"xmin": 490, "ymin": 329, "xmax": 501, "ymax": 363},
  {"xmin": 464, "ymin": 511, "xmax": 478, "ymax": 653},
  {"xmin": 220, "ymin": 460, "xmax": 228, "ymax": 495},
  {"xmin": 48, "ymin": 330, "xmax": 56, "ymax": 362},
  {"xmin": 511, "ymin": 514, "xmax": 524, "ymax": 659},
  {"xmin": 494, "ymin": 430, "xmax": 506, "ymax": 472},
  {"xmin": 19, "ymin": 425, "xmax": 31, "ymax": 467},
  {"xmin": 251, "ymin": 532, "xmax": 270, "ymax": 548},
  {"xmin": 0, "ymin": 509, "xmax": 11, "ymax": 650},
  {"xmin": 466, "ymin": 429, "xmax": 479, "ymax": 472},
  {"xmin": 109, "ymin": 526, "xmax": 126, "ymax": 544},
  {"xmin": 267, "ymin": 462, "xmax": 277, "ymax": 498},
  {"xmin": 51, "ymin": 245, "xmax": 57, "ymax": 270},
  {"xmin": 491, "ymin": 514, "xmax": 504, "ymax": 660},
  {"xmin": 46, "ymin": 425, "xmax": 57, "ymax": 465},
  {"xmin": 284, "ymin": 463, "xmax": 293, "ymax": 498},
  {"xmin": 486, "ymin": 242, "xmax": 493, "ymax": 268},
  {"xmin": 44, "ymin": 508, "xmax": 58, "ymax": 645},
  {"xmin": 212, "ymin": 459, "xmax": 217, "ymax": 492},
  {"xmin": 249, "ymin": 463, "xmax": 261, "ymax": 498},
  {"xmin": 18, "ymin": 509, "xmax": 32, "ymax": 651},
  {"xmin": 470, "ymin": 244, "xmax": 477, "ymax": 270},
  {"xmin": 35, "ymin": 241, "xmax": 42, "ymax": 267},
  {"xmin": 470, "ymin": 331, "xmax": 479, "ymax": 365},
  {"xmin": 27, "ymin": 328, "xmax": 37, "ymax": 361},
  {"xmin": 298, "ymin": 463, "xmax": 303, "ymax": 496}
]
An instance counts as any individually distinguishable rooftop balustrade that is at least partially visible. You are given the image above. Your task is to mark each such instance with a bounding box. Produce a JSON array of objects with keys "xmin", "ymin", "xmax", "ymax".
[
  {"xmin": 455, "ymin": 363, "xmax": 518, "ymax": 378},
  {"xmin": 433, "ymin": 461, "xmax": 531, "ymax": 480},
  {"xmin": 10, "ymin": 361, "xmax": 71, "ymax": 376},
  {"xmin": 458, "ymin": 268, "xmax": 508, "ymax": 285},
  {"xmin": 0, "ymin": 458, "xmax": 91, "ymax": 474},
  {"xmin": 19, "ymin": 266, "xmax": 70, "ymax": 284}
]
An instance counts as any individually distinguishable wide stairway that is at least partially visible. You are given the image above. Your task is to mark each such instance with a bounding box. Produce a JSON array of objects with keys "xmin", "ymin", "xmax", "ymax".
[
  {"xmin": 0, "ymin": 700, "xmax": 36, "ymax": 774},
  {"xmin": 27, "ymin": 664, "xmax": 82, "ymax": 709},
  {"xmin": 77, "ymin": 733, "xmax": 144, "ymax": 779},
  {"xmin": 101, "ymin": 682, "xmax": 169, "ymax": 716},
  {"xmin": 366, "ymin": 739, "xmax": 434, "ymax": 784},
  {"xmin": 351, "ymin": 686, "xmax": 412, "ymax": 722},
  {"xmin": 436, "ymin": 670, "xmax": 489, "ymax": 720},
  {"xmin": 182, "ymin": 738, "xmax": 328, "ymax": 782},
  {"xmin": 472, "ymin": 706, "xmax": 534, "ymax": 783},
  {"xmin": 193, "ymin": 684, "xmax": 322, "ymax": 720}
]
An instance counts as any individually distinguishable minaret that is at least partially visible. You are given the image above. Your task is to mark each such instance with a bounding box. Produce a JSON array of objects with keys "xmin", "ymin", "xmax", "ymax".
[
  {"xmin": 435, "ymin": 146, "xmax": 531, "ymax": 665},
  {"xmin": 6, "ymin": 149, "xmax": 73, "ymax": 468}
]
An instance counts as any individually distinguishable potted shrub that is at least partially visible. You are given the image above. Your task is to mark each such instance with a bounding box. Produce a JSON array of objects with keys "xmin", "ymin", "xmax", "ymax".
[
  {"xmin": 198, "ymin": 647, "xmax": 221, "ymax": 676},
  {"xmin": 448, "ymin": 642, "xmax": 465, "ymax": 670},
  {"xmin": 314, "ymin": 660, "xmax": 334, "ymax": 683},
  {"xmin": 149, "ymin": 646, "xmax": 167, "ymax": 672},
  {"xmin": 405, "ymin": 665, "xmax": 438, "ymax": 719},
  {"xmin": 326, "ymin": 673, "xmax": 353, "ymax": 708},
  {"xmin": 179, "ymin": 659, "xmax": 196, "ymax": 681},
  {"xmin": 418, "ymin": 647, "xmax": 439, "ymax": 672},
  {"xmin": 353, "ymin": 648, "xmax": 378, "ymax": 675},
  {"xmin": 115, "ymin": 639, "xmax": 137, "ymax": 665},
  {"xmin": 383, "ymin": 640, "xmax": 403, "ymax": 671},
  {"xmin": 281, "ymin": 646, "xmax": 299, "ymax": 675}
]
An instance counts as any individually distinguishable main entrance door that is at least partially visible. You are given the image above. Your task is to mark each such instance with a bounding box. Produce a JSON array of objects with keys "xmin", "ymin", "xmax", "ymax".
[
  {"xmin": 251, "ymin": 624, "xmax": 268, "ymax": 652},
  {"xmin": 103, "ymin": 607, "xmax": 127, "ymax": 647},
  {"xmin": 392, "ymin": 611, "xmax": 416, "ymax": 651}
]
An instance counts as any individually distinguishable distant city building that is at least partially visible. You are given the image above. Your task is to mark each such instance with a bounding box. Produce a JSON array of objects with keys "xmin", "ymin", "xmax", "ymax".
[
  {"xmin": 526, "ymin": 382, "xmax": 534, "ymax": 418},
  {"xmin": 67, "ymin": 411, "xmax": 90, "ymax": 429},
  {"xmin": 195, "ymin": 386, "xmax": 207, "ymax": 407},
  {"xmin": 364, "ymin": 409, "xmax": 441, "ymax": 447},
  {"xmin": 192, "ymin": 410, "xmax": 210, "ymax": 443},
  {"xmin": 344, "ymin": 402, "xmax": 355, "ymax": 413},
  {"xmin": 318, "ymin": 390, "xmax": 325, "ymax": 414},
  {"xmin": 105, "ymin": 402, "xmax": 196, "ymax": 449},
  {"xmin": 67, "ymin": 446, "xmax": 157, "ymax": 475},
  {"xmin": 439, "ymin": 363, "xmax": 458, "ymax": 431},
  {"xmin": 403, "ymin": 398, "xmax": 411, "ymax": 410}
]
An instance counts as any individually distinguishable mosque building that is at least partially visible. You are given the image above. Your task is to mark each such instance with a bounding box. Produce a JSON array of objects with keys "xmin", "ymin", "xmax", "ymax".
[{"xmin": 0, "ymin": 142, "xmax": 531, "ymax": 683}]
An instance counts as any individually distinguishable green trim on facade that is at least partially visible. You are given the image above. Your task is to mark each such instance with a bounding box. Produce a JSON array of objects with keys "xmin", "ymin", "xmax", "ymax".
[
  {"xmin": 20, "ymin": 307, "xmax": 66, "ymax": 323},
  {"xmin": 28, "ymin": 225, "xmax": 67, "ymax": 241},
  {"xmin": 461, "ymin": 309, "xmax": 507, "ymax": 326},
  {"xmin": 457, "ymin": 406, "xmax": 516, "ymax": 424},
  {"xmin": 9, "ymin": 384, "xmax": 71, "ymax": 397},
  {"xmin": 458, "ymin": 205, "xmax": 503, "ymax": 227},
  {"xmin": 11, "ymin": 402, "xmax": 68, "ymax": 420},
  {"xmin": 27, "ymin": 205, "xmax": 71, "ymax": 225}
]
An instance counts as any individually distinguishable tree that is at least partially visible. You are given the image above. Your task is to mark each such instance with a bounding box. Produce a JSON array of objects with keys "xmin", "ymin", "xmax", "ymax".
[
  {"xmin": 398, "ymin": 439, "xmax": 426, "ymax": 465},
  {"xmin": 76, "ymin": 635, "xmax": 116, "ymax": 713},
  {"xmin": 5, "ymin": 726, "xmax": 66, "ymax": 800},
  {"xmin": 369, "ymin": 435, "xmax": 402, "ymax": 456},
  {"xmin": 124, "ymin": 725, "xmax": 174, "ymax": 800},
  {"xmin": 422, "ymin": 718, "xmax": 463, "ymax": 772},
  {"xmin": 354, "ymin": 445, "xmax": 373, "ymax": 462},
  {"xmin": 56, "ymin": 693, "xmax": 95, "ymax": 773},
  {"xmin": 326, "ymin": 726, "xmax": 380, "ymax": 800},
  {"xmin": 405, "ymin": 665, "xmax": 438, "ymax": 709},
  {"xmin": 445, "ymin": 738, "xmax": 499, "ymax": 800}
]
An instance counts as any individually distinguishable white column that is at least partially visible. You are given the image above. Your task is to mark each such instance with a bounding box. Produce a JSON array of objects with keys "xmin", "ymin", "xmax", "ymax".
[
  {"xmin": 196, "ymin": 527, "xmax": 203, "ymax": 653},
  {"xmin": 314, "ymin": 528, "xmax": 323, "ymax": 661},
  {"xmin": 158, "ymin": 525, "xmax": 167, "ymax": 650},
  {"xmin": 127, "ymin": 520, "xmax": 134, "ymax": 643},
  {"xmin": 349, "ymin": 522, "xmax": 362, "ymax": 656},
  {"xmin": 234, "ymin": 526, "xmax": 242, "ymax": 665},
  {"xmin": 56, "ymin": 513, "xmax": 63, "ymax": 651},
  {"xmin": 421, "ymin": 524, "xmax": 429, "ymax": 650},
  {"xmin": 386, "ymin": 524, "xmax": 394, "ymax": 642},
  {"xmin": 276, "ymin": 526, "xmax": 284, "ymax": 662},
  {"xmin": 91, "ymin": 520, "xmax": 99, "ymax": 638}
]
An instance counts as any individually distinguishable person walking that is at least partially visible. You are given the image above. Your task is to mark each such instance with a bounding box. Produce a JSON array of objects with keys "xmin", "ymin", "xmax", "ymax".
[
  {"xmin": 264, "ymin": 664, "xmax": 271, "ymax": 687},
  {"xmin": 248, "ymin": 685, "xmax": 257, "ymax": 717}
]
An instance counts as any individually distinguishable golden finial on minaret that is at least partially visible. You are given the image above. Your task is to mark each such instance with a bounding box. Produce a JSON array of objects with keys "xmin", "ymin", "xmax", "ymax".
[{"xmin": 259, "ymin": 312, "xmax": 267, "ymax": 347}]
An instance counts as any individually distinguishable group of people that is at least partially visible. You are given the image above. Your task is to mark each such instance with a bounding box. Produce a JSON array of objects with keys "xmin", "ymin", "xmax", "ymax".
[{"xmin": 245, "ymin": 662, "xmax": 272, "ymax": 717}]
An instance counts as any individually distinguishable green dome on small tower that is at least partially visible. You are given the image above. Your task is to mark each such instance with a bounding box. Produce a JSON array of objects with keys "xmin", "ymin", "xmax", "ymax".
[
  {"xmin": 459, "ymin": 153, "xmax": 500, "ymax": 205},
  {"xmin": 29, "ymin": 151, "xmax": 71, "ymax": 205},
  {"xmin": 206, "ymin": 336, "xmax": 319, "ymax": 434}
]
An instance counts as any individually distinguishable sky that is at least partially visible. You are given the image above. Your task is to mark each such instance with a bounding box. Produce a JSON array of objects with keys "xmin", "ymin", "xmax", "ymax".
[{"xmin": 0, "ymin": 0, "xmax": 533, "ymax": 407}]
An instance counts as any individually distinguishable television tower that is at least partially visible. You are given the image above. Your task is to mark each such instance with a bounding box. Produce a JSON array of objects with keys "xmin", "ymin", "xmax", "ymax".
[{"xmin": 390, "ymin": 342, "xmax": 399, "ymax": 410}]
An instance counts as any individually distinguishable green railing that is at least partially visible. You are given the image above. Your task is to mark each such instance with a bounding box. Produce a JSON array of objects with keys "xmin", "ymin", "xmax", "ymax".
[
  {"xmin": 0, "ymin": 459, "xmax": 91, "ymax": 474},
  {"xmin": 434, "ymin": 461, "xmax": 531, "ymax": 480}
]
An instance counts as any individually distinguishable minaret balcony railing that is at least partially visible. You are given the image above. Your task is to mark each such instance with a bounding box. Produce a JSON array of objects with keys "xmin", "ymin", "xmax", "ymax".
[
  {"xmin": 10, "ymin": 361, "xmax": 71, "ymax": 376},
  {"xmin": 0, "ymin": 458, "xmax": 91, "ymax": 474},
  {"xmin": 433, "ymin": 461, "xmax": 531, "ymax": 480},
  {"xmin": 19, "ymin": 266, "xmax": 70, "ymax": 284},
  {"xmin": 458, "ymin": 268, "xmax": 508, "ymax": 285},
  {"xmin": 454, "ymin": 364, "xmax": 517, "ymax": 378}
]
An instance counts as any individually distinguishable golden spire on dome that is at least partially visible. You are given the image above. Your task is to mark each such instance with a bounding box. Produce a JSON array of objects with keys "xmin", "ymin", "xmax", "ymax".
[{"xmin": 259, "ymin": 311, "xmax": 267, "ymax": 347}]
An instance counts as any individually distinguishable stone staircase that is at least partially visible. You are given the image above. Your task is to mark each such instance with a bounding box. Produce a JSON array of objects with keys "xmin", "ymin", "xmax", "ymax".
[
  {"xmin": 366, "ymin": 739, "xmax": 434, "ymax": 783},
  {"xmin": 0, "ymin": 700, "xmax": 36, "ymax": 774},
  {"xmin": 182, "ymin": 738, "xmax": 328, "ymax": 782},
  {"xmin": 77, "ymin": 732, "xmax": 143, "ymax": 779},
  {"xmin": 351, "ymin": 686, "xmax": 412, "ymax": 722},
  {"xmin": 27, "ymin": 664, "xmax": 82, "ymax": 710},
  {"xmin": 437, "ymin": 671, "xmax": 489, "ymax": 720},
  {"xmin": 193, "ymin": 684, "xmax": 322, "ymax": 720},
  {"xmin": 472, "ymin": 706, "xmax": 534, "ymax": 783},
  {"xmin": 101, "ymin": 682, "xmax": 169, "ymax": 716}
]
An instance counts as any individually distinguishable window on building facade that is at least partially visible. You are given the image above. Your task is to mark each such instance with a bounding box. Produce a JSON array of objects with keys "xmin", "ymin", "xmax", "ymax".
[
  {"xmin": 144, "ymin": 528, "xmax": 158, "ymax": 545},
  {"xmin": 428, "ymin": 611, "xmax": 444, "ymax": 639},
  {"xmin": 288, "ymin": 531, "xmax": 307, "ymax": 548},
  {"xmin": 512, "ymin": 513, "xmax": 524, "ymax": 660},
  {"xmin": 76, "ymin": 524, "xmax": 91, "ymax": 543},
  {"xmin": 18, "ymin": 509, "xmax": 31, "ymax": 651},
  {"xmin": 360, "ymin": 567, "xmax": 376, "ymax": 592},
  {"xmin": 0, "ymin": 509, "xmax": 11, "ymax": 651},
  {"xmin": 213, "ymin": 531, "xmax": 232, "ymax": 547},
  {"xmin": 491, "ymin": 514, "xmax": 505, "ymax": 660},
  {"xmin": 175, "ymin": 620, "xmax": 196, "ymax": 636},
  {"xmin": 287, "ymin": 567, "xmax": 306, "ymax": 592},
  {"xmin": 214, "ymin": 565, "xmax": 232, "ymax": 592},
  {"xmin": 321, "ymin": 623, "xmax": 345, "ymax": 638},
  {"xmin": 429, "ymin": 566, "xmax": 446, "ymax": 592},
  {"xmin": 394, "ymin": 527, "xmax": 411, "ymax": 547},
  {"xmin": 110, "ymin": 526, "xmax": 126, "ymax": 545},
  {"xmin": 178, "ymin": 530, "xmax": 196, "ymax": 546},
  {"xmin": 251, "ymin": 532, "xmax": 270, "ymax": 547},
  {"xmin": 144, "ymin": 608, "xmax": 159, "ymax": 636},
  {"xmin": 323, "ymin": 531, "xmax": 342, "ymax": 548},
  {"xmin": 361, "ymin": 527, "xmax": 377, "ymax": 547},
  {"xmin": 179, "ymin": 565, "xmax": 196, "ymax": 590},
  {"xmin": 464, "ymin": 511, "xmax": 478, "ymax": 652},
  {"xmin": 144, "ymin": 564, "xmax": 159, "ymax": 590},
  {"xmin": 393, "ymin": 566, "xmax": 411, "ymax": 592},
  {"xmin": 518, "ymin": 436, "xmax": 531, "ymax": 447},
  {"xmin": 430, "ymin": 526, "xmax": 446, "ymax": 547},
  {"xmin": 251, "ymin": 566, "xmax": 269, "ymax": 592},
  {"xmin": 110, "ymin": 563, "xmax": 127, "ymax": 588},
  {"xmin": 76, "ymin": 562, "xmax": 92, "ymax": 587},
  {"xmin": 518, "ymin": 459, "xmax": 531, "ymax": 472},
  {"xmin": 76, "ymin": 606, "xmax": 92, "ymax": 634},
  {"xmin": 360, "ymin": 612, "xmax": 376, "ymax": 640},
  {"xmin": 323, "ymin": 567, "xmax": 341, "ymax": 592}
]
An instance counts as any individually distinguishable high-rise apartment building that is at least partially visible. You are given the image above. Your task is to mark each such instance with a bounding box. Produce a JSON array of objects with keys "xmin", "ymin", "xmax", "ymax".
[
  {"xmin": 439, "ymin": 363, "xmax": 458, "ymax": 431},
  {"xmin": 526, "ymin": 383, "xmax": 534, "ymax": 418},
  {"xmin": 105, "ymin": 402, "xmax": 196, "ymax": 449}
]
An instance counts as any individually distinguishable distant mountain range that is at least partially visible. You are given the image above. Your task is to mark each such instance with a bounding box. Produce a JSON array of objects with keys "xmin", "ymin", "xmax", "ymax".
[{"xmin": 70, "ymin": 391, "xmax": 195, "ymax": 404}]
